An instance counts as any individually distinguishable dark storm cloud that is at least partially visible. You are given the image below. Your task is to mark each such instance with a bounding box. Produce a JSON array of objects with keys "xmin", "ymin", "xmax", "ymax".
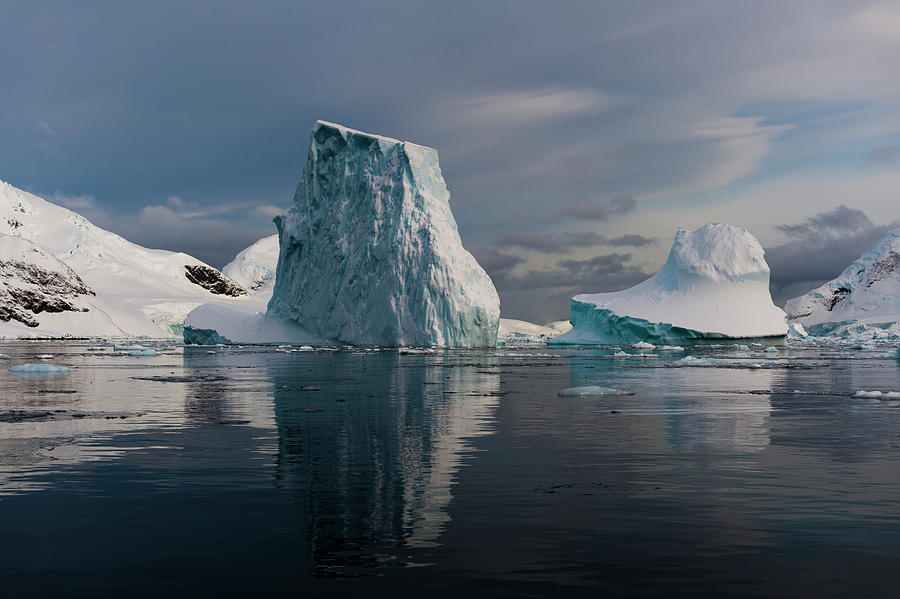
[
  {"xmin": 542, "ymin": 195, "xmax": 637, "ymax": 224},
  {"xmin": 767, "ymin": 206, "xmax": 898, "ymax": 305},
  {"xmin": 469, "ymin": 248, "xmax": 526, "ymax": 287}
]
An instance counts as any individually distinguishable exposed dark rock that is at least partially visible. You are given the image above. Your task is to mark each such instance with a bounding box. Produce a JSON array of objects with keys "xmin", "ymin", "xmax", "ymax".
[
  {"xmin": 866, "ymin": 251, "xmax": 900, "ymax": 288},
  {"xmin": 184, "ymin": 264, "xmax": 248, "ymax": 297},
  {"xmin": 824, "ymin": 287, "xmax": 851, "ymax": 311},
  {"xmin": 0, "ymin": 252, "xmax": 95, "ymax": 327}
]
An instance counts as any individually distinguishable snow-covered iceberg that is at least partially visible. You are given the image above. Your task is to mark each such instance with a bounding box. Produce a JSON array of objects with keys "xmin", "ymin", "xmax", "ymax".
[
  {"xmin": 785, "ymin": 228, "xmax": 900, "ymax": 339},
  {"xmin": 267, "ymin": 121, "xmax": 500, "ymax": 347},
  {"xmin": 551, "ymin": 223, "xmax": 787, "ymax": 345},
  {"xmin": 0, "ymin": 179, "xmax": 250, "ymax": 338}
]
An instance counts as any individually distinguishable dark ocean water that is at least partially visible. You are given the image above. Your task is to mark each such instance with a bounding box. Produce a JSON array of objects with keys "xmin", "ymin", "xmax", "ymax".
[{"xmin": 1, "ymin": 342, "xmax": 900, "ymax": 597}]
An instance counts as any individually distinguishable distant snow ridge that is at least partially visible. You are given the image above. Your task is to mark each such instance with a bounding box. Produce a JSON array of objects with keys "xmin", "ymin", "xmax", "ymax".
[
  {"xmin": 222, "ymin": 234, "xmax": 278, "ymax": 298},
  {"xmin": 0, "ymin": 178, "xmax": 249, "ymax": 337},
  {"xmin": 268, "ymin": 121, "xmax": 500, "ymax": 347},
  {"xmin": 551, "ymin": 224, "xmax": 787, "ymax": 345},
  {"xmin": 785, "ymin": 228, "xmax": 900, "ymax": 339}
]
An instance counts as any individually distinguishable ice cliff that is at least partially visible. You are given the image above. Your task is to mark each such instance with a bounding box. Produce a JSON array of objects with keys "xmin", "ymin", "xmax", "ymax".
[
  {"xmin": 551, "ymin": 223, "xmax": 787, "ymax": 344},
  {"xmin": 267, "ymin": 121, "xmax": 500, "ymax": 347},
  {"xmin": 785, "ymin": 228, "xmax": 900, "ymax": 339}
]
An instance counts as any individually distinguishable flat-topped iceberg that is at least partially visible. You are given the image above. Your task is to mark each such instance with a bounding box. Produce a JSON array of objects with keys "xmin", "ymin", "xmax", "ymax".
[
  {"xmin": 267, "ymin": 121, "xmax": 500, "ymax": 347},
  {"xmin": 551, "ymin": 223, "xmax": 787, "ymax": 345},
  {"xmin": 785, "ymin": 228, "xmax": 900, "ymax": 339}
]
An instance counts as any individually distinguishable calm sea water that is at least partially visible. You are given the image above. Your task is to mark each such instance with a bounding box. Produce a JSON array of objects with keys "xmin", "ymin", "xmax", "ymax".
[{"xmin": 1, "ymin": 342, "xmax": 900, "ymax": 597}]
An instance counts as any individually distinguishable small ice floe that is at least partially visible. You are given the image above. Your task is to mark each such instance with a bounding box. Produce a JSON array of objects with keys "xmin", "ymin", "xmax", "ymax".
[
  {"xmin": 854, "ymin": 390, "xmax": 900, "ymax": 399},
  {"xmin": 658, "ymin": 345, "xmax": 685, "ymax": 351},
  {"xmin": 35, "ymin": 354, "xmax": 54, "ymax": 360},
  {"xmin": 206, "ymin": 350, "xmax": 216, "ymax": 354},
  {"xmin": 558, "ymin": 385, "xmax": 635, "ymax": 397},
  {"xmin": 399, "ymin": 348, "xmax": 436, "ymax": 355},
  {"xmin": 0, "ymin": 353, "xmax": 11, "ymax": 360},
  {"xmin": 632, "ymin": 341, "xmax": 656, "ymax": 350},
  {"xmin": 673, "ymin": 356, "xmax": 726, "ymax": 367},
  {"xmin": 114, "ymin": 344, "xmax": 148, "ymax": 352},
  {"xmin": 613, "ymin": 350, "xmax": 630, "ymax": 357},
  {"xmin": 734, "ymin": 344, "xmax": 751, "ymax": 351},
  {"xmin": 764, "ymin": 346, "xmax": 778, "ymax": 353},
  {"xmin": 86, "ymin": 346, "xmax": 107, "ymax": 352},
  {"xmin": 299, "ymin": 345, "xmax": 315, "ymax": 351},
  {"xmin": 128, "ymin": 349, "xmax": 158, "ymax": 357},
  {"xmin": 10, "ymin": 363, "xmax": 73, "ymax": 374}
]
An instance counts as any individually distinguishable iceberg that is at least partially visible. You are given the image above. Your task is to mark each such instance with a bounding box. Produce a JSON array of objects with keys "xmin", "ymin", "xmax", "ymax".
[
  {"xmin": 9, "ymin": 363, "xmax": 73, "ymax": 374},
  {"xmin": 785, "ymin": 228, "xmax": 900, "ymax": 340},
  {"xmin": 267, "ymin": 121, "xmax": 500, "ymax": 347},
  {"xmin": 551, "ymin": 224, "xmax": 787, "ymax": 345}
]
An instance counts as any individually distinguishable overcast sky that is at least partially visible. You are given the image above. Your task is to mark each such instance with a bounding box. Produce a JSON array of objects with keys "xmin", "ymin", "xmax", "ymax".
[{"xmin": 2, "ymin": 1, "xmax": 899, "ymax": 322}]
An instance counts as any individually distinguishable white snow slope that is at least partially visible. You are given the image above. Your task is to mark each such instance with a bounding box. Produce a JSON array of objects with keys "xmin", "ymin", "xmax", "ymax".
[
  {"xmin": 551, "ymin": 223, "xmax": 787, "ymax": 345},
  {"xmin": 785, "ymin": 228, "xmax": 900, "ymax": 339},
  {"xmin": 222, "ymin": 234, "xmax": 279, "ymax": 299},
  {"xmin": 0, "ymin": 179, "xmax": 252, "ymax": 338},
  {"xmin": 267, "ymin": 121, "xmax": 500, "ymax": 347},
  {"xmin": 497, "ymin": 318, "xmax": 573, "ymax": 345}
]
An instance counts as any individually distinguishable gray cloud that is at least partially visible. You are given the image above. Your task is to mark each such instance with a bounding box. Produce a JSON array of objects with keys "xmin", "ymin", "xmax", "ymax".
[
  {"xmin": 607, "ymin": 233, "xmax": 657, "ymax": 247},
  {"xmin": 767, "ymin": 206, "xmax": 898, "ymax": 305},
  {"xmin": 543, "ymin": 195, "xmax": 636, "ymax": 224},
  {"xmin": 470, "ymin": 248, "xmax": 526, "ymax": 287},
  {"xmin": 499, "ymin": 230, "xmax": 605, "ymax": 252},
  {"xmin": 864, "ymin": 145, "xmax": 899, "ymax": 169}
]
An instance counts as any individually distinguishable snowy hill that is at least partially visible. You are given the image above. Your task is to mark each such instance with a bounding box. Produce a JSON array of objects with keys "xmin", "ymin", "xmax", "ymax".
[
  {"xmin": 497, "ymin": 318, "xmax": 572, "ymax": 345},
  {"xmin": 0, "ymin": 179, "xmax": 251, "ymax": 338},
  {"xmin": 551, "ymin": 224, "xmax": 787, "ymax": 344},
  {"xmin": 785, "ymin": 228, "xmax": 900, "ymax": 339},
  {"xmin": 222, "ymin": 234, "xmax": 278, "ymax": 298},
  {"xmin": 267, "ymin": 121, "xmax": 500, "ymax": 347}
]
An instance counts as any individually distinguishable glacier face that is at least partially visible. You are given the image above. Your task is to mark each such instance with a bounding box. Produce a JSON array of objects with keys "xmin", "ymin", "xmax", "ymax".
[
  {"xmin": 551, "ymin": 223, "xmax": 787, "ymax": 345},
  {"xmin": 785, "ymin": 228, "xmax": 900, "ymax": 339},
  {"xmin": 268, "ymin": 121, "xmax": 500, "ymax": 347}
]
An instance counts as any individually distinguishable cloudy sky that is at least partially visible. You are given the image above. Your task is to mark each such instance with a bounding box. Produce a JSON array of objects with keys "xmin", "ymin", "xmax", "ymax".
[{"xmin": 2, "ymin": 1, "xmax": 899, "ymax": 322}]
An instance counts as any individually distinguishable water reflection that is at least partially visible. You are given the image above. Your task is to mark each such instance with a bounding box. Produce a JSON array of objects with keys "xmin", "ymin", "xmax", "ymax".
[{"xmin": 270, "ymin": 351, "xmax": 499, "ymax": 575}]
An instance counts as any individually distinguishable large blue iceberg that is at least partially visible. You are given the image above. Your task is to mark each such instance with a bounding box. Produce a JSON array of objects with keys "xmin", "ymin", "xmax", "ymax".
[{"xmin": 266, "ymin": 121, "xmax": 500, "ymax": 347}]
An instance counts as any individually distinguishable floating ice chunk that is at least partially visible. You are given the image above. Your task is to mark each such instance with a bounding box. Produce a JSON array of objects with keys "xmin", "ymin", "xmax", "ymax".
[
  {"xmin": 673, "ymin": 356, "xmax": 726, "ymax": 367},
  {"xmin": 658, "ymin": 345, "xmax": 685, "ymax": 351},
  {"xmin": 734, "ymin": 344, "xmax": 751, "ymax": 351},
  {"xmin": 114, "ymin": 344, "xmax": 148, "ymax": 351},
  {"xmin": 35, "ymin": 354, "xmax": 53, "ymax": 359},
  {"xmin": 558, "ymin": 386, "xmax": 635, "ymax": 397},
  {"xmin": 399, "ymin": 348, "xmax": 437, "ymax": 355},
  {"xmin": 10, "ymin": 363, "xmax": 73, "ymax": 374},
  {"xmin": 0, "ymin": 353, "xmax": 11, "ymax": 359},
  {"xmin": 613, "ymin": 350, "xmax": 630, "ymax": 357},
  {"xmin": 128, "ymin": 349, "xmax": 158, "ymax": 357},
  {"xmin": 632, "ymin": 341, "xmax": 656, "ymax": 350},
  {"xmin": 854, "ymin": 390, "xmax": 900, "ymax": 399},
  {"xmin": 764, "ymin": 346, "xmax": 778, "ymax": 353}
]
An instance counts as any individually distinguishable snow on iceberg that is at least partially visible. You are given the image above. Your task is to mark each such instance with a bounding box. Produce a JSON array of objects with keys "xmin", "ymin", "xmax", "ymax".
[
  {"xmin": 550, "ymin": 224, "xmax": 787, "ymax": 345},
  {"xmin": 267, "ymin": 121, "xmax": 500, "ymax": 347},
  {"xmin": 785, "ymin": 228, "xmax": 900, "ymax": 340},
  {"xmin": 183, "ymin": 302, "xmax": 327, "ymax": 345}
]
